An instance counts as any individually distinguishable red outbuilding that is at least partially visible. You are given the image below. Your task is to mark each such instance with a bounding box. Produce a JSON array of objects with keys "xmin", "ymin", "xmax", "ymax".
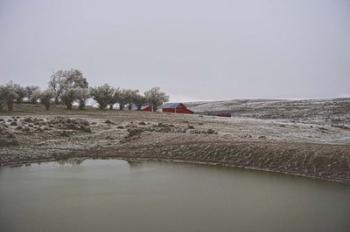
[
  {"xmin": 162, "ymin": 103, "xmax": 193, "ymax": 114},
  {"xmin": 142, "ymin": 105, "xmax": 153, "ymax": 112}
]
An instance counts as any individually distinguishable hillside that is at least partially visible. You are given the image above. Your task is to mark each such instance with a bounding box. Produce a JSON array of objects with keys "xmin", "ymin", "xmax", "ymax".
[{"xmin": 186, "ymin": 98, "xmax": 350, "ymax": 128}]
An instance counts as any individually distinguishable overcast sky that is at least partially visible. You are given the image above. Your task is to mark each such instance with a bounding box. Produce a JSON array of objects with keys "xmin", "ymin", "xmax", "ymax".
[{"xmin": 0, "ymin": 0, "xmax": 349, "ymax": 101}]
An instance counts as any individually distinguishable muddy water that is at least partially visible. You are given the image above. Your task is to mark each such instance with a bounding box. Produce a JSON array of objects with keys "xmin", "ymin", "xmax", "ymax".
[{"xmin": 0, "ymin": 159, "xmax": 349, "ymax": 232}]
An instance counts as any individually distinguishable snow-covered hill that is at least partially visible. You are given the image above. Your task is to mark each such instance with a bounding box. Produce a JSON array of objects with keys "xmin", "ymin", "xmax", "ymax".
[{"xmin": 186, "ymin": 98, "xmax": 350, "ymax": 127}]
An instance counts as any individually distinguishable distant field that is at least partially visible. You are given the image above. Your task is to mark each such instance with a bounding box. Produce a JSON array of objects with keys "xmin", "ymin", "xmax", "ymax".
[{"xmin": 186, "ymin": 98, "xmax": 350, "ymax": 128}]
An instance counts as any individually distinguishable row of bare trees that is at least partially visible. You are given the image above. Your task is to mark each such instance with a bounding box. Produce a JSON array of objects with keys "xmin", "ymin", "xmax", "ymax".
[
  {"xmin": 0, "ymin": 69, "xmax": 169, "ymax": 111},
  {"xmin": 0, "ymin": 83, "xmax": 41, "ymax": 111},
  {"xmin": 90, "ymin": 85, "xmax": 168, "ymax": 111}
]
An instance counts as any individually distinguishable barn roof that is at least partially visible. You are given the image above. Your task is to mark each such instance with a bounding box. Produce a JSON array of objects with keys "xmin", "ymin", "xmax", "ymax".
[{"xmin": 162, "ymin": 103, "xmax": 182, "ymax": 109}]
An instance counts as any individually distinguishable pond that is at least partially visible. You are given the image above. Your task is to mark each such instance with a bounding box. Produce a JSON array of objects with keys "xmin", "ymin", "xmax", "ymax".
[{"xmin": 0, "ymin": 159, "xmax": 349, "ymax": 232}]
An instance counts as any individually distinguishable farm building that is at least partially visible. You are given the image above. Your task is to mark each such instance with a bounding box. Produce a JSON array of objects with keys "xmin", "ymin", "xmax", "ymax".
[
  {"xmin": 162, "ymin": 103, "xmax": 193, "ymax": 114},
  {"xmin": 142, "ymin": 105, "xmax": 153, "ymax": 112}
]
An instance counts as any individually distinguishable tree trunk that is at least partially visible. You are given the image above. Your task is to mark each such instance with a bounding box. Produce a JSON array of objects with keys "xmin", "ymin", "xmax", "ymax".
[
  {"xmin": 7, "ymin": 101, "xmax": 13, "ymax": 111},
  {"xmin": 128, "ymin": 104, "xmax": 132, "ymax": 110},
  {"xmin": 119, "ymin": 104, "xmax": 124, "ymax": 110},
  {"xmin": 45, "ymin": 103, "xmax": 50, "ymax": 111},
  {"xmin": 55, "ymin": 97, "xmax": 59, "ymax": 105},
  {"xmin": 79, "ymin": 100, "xmax": 85, "ymax": 110},
  {"xmin": 66, "ymin": 103, "xmax": 72, "ymax": 110},
  {"xmin": 109, "ymin": 104, "xmax": 113, "ymax": 110}
]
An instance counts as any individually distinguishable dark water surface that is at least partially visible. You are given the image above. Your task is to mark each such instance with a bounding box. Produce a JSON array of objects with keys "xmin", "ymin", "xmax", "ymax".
[{"xmin": 0, "ymin": 159, "xmax": 349, "ymax": 232}]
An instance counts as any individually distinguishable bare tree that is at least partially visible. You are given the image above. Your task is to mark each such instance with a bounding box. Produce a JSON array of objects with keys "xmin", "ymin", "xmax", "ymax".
[
  {"xmin": 107, "ymin": 88, "xmax": 140, "ymax": 110},
  {"xmin": 49, "ymin": 71, "xmax": 66, "ymax": 104},
  {"xmin": 0, "ymin": 86, "xmax": 6, "ymax": 111},
  {"xmin": 90, "ymin": 84, "xmax": 114, "ymax": 110},
  {"xmin": 61, "ymin": 88, "xmax": 79, "ymax": 110},
  {"xmin": 50, "ymin": 69, "xmax": 89, "ymax": 109},
  {"xmin": 109, "ymin": 88, "xmax": 120, "ymax": 110},
  {"xmin": 115, "ymin": 89, "xmax": 128, "ymax": 110},
  {"xmin": 134, "ymin": 93, "xmax": 146, "ymax": 110},
  {"xmin": 124, "ymin": 89, "xmax": 139, "ymax": 110},
  {"xmin": 31, "ymin": 89, "xmax": 41, "ymax": 104},
  {"xmin": 0, "ymin": 84, "xmax": 18, "ymax": 111},
  {"xmin": 24, "ymin": 86, "xmax": 40, "ymax": 104},
  {"xmin": 75, "ymin": 88, "xmax": 90, "ymax": 110},
  {"xmin": 13, "ymin": 84, "xmax": 26, "ymax": 103},
  {"xmin": 39, "ymin": 90, "xmax": 54, "ymax": 110},
  {"xmin": 63, "ymin": 69, "xmax": 88, "ymax": 89},
  {"xmin": 144, "ymin": 87, "xmax": 169, "ymax": 111}
]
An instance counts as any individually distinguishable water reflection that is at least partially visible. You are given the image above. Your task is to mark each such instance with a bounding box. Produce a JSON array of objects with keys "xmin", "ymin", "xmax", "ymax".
[
  {"xmin": 56, "ymin": 157, "xmax": 86, "ymax": 166},
  {"xmin": 56, "ymin": 158, "xmax": 146, "ymax": 168},
  {"xmin": 126, "ymin": 160, "xmax": 144, "ymax": 168}
]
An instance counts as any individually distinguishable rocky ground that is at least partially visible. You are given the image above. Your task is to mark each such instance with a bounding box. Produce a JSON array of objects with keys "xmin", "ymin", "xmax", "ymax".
[{"xmin": 0, "ymin": 104, "xmax": 350, "ymax": 185}]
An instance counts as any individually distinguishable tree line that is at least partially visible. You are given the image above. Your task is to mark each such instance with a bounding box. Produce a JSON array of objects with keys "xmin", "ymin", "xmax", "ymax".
[{"xmin": 0, "ymin": 69, "xmax": 169, "ymax": 111}]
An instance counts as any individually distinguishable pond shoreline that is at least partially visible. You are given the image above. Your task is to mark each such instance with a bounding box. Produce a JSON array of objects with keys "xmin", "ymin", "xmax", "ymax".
[
  {"xmin": 2, "ymin": 157, "xmax": 349, "ymax": 186},
  {"xmin": 2, "ymin": 146, "xmax": 349, "ymax": 186}
]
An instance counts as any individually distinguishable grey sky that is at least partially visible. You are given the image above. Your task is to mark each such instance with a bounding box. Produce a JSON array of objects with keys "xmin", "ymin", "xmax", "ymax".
[{"xmin": 1, "ymin": 0, "xmax": 349, "ymax": 101}]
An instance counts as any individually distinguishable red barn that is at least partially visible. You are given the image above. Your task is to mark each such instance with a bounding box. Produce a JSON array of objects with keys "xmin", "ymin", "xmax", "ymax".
[
  {"xmin": 142, "ymin": 105, "xmax": 153, "ymax": 112},
  {"xmin": 162, "ymin": 103, "xmax": 193, "ymax": 114}
]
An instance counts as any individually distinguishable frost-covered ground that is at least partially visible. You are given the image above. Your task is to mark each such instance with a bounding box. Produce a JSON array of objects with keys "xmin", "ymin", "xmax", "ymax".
[
  {"xmin": 186, "ymin": 98, "xmax": 350, "ymax": 128},
  {"xmin": 0, "ymin": 103, "xmax": 350, "ymax": 184}
]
